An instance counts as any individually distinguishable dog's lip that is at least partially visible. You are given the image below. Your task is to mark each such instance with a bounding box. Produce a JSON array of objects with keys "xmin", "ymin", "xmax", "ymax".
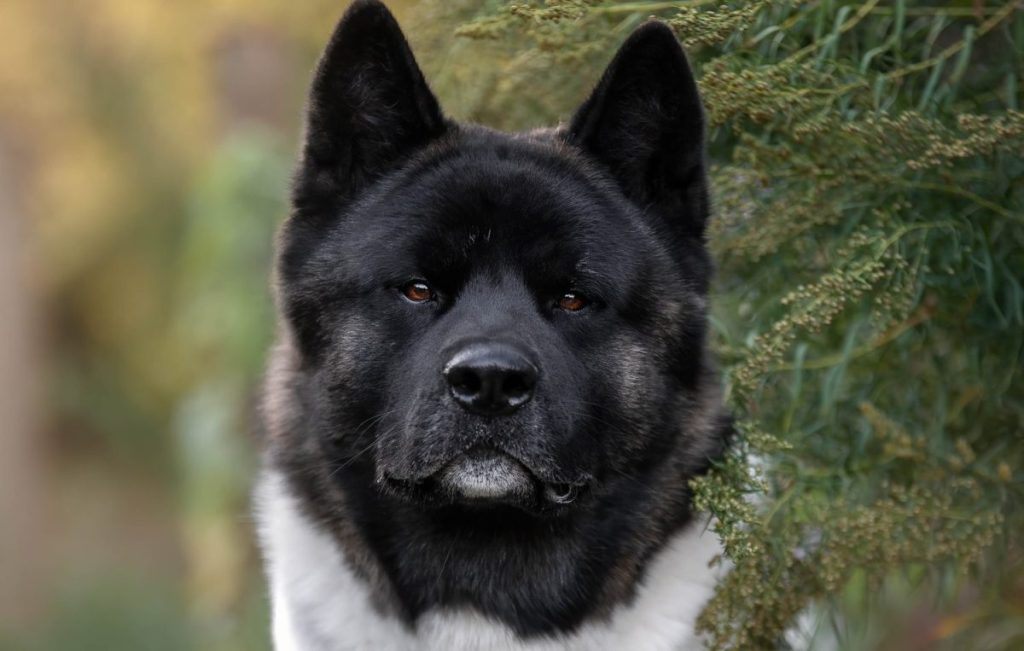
[{"xmin": 437, "ymin": 448, "xmax": 534, "ymax": 501}]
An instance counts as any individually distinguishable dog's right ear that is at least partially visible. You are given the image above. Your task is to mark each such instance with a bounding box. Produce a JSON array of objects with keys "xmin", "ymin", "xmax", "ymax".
[
  {"xmin": 293, "ymin": 0, "xmax": 446, "ymax": 215},
  {"xmin": 566, "ymin": 22, "xmax": 708, "ymax": 240}
]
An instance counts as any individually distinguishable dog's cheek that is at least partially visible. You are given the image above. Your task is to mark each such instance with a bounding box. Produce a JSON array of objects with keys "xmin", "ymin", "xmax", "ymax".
[
  {"xmin": 610, "ymin": 338, "xmax": 654, "ymax": 415},
  {"xmin": 323, "ymin": 313, "xmax": 381, "ymax": 379},
  {"xmin": 660, "ymin": 292, "xmax": 709, "ymax": 390},
  {"xmin": 313, "ymin": 311, "xmax": 396, "ymax": 442},
  {"xmin": 604, "ymin": 336, "xmax": 663, "ymax": 455}
]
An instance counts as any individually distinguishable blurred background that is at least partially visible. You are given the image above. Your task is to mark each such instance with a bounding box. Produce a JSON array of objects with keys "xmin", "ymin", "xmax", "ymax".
[{"xmin": 1, "ymin": 1, "xmax": 1021, "ymax": 650}]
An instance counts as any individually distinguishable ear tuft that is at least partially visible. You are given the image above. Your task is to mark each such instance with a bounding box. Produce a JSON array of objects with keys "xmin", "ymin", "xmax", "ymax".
[
  {"xmin": 295, "ymin": 0, "xmax": 445, "ymax": 216},
  {"xmin": 567, "ymin": 21, "xmax": 708, "ymax": 239}
]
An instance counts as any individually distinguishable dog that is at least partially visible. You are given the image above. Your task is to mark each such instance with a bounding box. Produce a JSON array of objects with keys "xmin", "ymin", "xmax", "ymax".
[{"xmin": 256, "ymin": 1, "xmax": 732, "ymax": 648}]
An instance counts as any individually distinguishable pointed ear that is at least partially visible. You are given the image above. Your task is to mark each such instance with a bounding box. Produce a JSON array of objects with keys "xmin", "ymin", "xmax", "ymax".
[
  {"xmin": 294, "ymin": 0, "xmax": 446, "ymax": 214},
  {"xmin": 566, "ymin": 22, "xmax": 708, "ymax": 239}
]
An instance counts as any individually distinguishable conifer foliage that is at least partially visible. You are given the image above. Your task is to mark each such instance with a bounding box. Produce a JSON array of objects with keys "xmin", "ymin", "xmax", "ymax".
[{"xmin": 424, "ymin": 1, "xmax": 1024, "ymax": 648}]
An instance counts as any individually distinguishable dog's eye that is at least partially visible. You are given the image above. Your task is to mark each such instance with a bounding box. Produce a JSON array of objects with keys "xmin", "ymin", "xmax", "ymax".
[
  {"xmin": 558, "ymin": 292, "xmax": 588, "ymax": 312},
  {"xmin": 401, "ymin": 281, "xmax": 435, "ymax": 303}
]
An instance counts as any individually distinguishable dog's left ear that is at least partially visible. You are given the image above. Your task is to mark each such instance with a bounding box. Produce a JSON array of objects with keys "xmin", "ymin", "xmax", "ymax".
[{"xmin": 567, "ymin": 22, "xmax": 708, "ymax": 239}]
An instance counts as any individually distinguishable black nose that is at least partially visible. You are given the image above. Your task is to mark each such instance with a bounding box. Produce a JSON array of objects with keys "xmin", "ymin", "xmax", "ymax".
[{"xmin": 444, "ymin": 343, "xmax": 538, "ymax": 416}]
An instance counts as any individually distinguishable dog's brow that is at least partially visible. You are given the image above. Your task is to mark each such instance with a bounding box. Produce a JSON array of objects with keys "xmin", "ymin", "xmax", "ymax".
[{"xmin": 574, "ymin": 255, "xmax": 595, "ymax": 278}]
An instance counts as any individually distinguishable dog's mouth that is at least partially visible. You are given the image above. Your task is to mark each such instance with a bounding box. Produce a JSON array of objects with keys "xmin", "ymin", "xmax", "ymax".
[{"xmin": 380, "ymin": 447, "xmax": 588, "ymax": 513}]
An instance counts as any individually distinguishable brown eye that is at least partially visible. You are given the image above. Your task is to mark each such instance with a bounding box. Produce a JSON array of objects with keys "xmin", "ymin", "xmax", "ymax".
[
  {"xmin": 558, "ymin": 292, "xmax": 588, "ymax": 312},
  {"xmin": 401, "ymin": 281, "xmax": 435, "ymax": 303}
]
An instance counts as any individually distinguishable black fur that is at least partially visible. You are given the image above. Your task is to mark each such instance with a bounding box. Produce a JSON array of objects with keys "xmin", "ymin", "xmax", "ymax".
[{"xmin": 264, "ymin": 0, "xmax": 731, "ymax": 638}]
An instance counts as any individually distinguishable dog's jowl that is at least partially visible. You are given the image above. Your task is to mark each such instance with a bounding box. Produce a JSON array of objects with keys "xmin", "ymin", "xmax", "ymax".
[{"xmin": 256, "ymin": 1, "xmax": 732, "ymax": 649}]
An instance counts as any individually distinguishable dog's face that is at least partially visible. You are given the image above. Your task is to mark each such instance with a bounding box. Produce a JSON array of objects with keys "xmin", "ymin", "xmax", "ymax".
[{"xmin": 273, "ymin": 1, "xmax": 716, "ymax": 522}]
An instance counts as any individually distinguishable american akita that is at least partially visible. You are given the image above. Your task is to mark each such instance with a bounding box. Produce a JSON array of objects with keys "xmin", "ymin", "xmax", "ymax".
[{"xmin": 257, "ymin": 1, "xmax": 731, "ymax": 648}]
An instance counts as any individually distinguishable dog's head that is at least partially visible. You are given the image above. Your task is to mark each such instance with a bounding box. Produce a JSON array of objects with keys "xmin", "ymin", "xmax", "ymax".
[{"xmin": 272, "ymin": 0, "xmax": 719, "ymax": 518}]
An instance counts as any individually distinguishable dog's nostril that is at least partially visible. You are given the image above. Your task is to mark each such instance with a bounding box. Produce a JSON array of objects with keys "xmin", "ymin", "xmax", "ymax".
[
  {"xmin": 448, "ymin": 367, "xmax": 482, "ymax": 394},
  {"xmin": 501, "ymin": 373, "xmax": 533, "ymax": 400},
  {"xmin": 444, "ymin": 343, "xmax": 538, "ymax": 416}
]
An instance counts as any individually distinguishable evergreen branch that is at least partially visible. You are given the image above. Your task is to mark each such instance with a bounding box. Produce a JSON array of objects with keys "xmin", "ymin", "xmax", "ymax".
[
  {"xmin": 771, "ymin": 303, "xmax": 935, "ymax": 372},
  {"xmin": 785, "ymin": 0, "xmax": 883, "ymax": 64},
  {"xmin": 885, "ymin": 1, "xmax": 1021, "ymax": 82},
  {"xmin": 590, "ymin": 0, "xmax": 719, "ymax": 14},
  {"xmin": 868, "ymin": 6, "xmax": 1010, "ymax": 18},
  {"xmin": 888, "ymin": 179, "xmax": 1022, "ymax": 222}
]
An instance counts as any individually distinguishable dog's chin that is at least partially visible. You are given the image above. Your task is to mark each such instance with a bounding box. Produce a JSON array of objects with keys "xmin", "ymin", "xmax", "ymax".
[
  {"xmin": 380, "ymin": 448, "xmax": 587, "ymax": 515},
  {"xmin": 439, "ymin": 447, "xmax": 535, "ymax": 503}
]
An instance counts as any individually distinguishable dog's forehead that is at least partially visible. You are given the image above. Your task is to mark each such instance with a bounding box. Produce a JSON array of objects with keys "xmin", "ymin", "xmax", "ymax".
[
  {"xmin": 412, "ymin": 144, "xmax": 609, "ymax": 220},
  {"xmin": 344, "ymin": 141, "xmax": 637, "ymax": 257}
]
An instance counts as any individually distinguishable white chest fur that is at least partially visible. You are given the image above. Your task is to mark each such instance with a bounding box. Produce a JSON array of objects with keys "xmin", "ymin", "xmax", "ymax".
[{"xmin": 256, "ymin": 472, "xmax": 722, "ymax": 651}]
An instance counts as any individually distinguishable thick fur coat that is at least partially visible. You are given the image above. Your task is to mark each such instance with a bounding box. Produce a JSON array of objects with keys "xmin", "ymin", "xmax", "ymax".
[{"xmin": 257, "ymin": 1, "xmax": 732, "ymax": 649}]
